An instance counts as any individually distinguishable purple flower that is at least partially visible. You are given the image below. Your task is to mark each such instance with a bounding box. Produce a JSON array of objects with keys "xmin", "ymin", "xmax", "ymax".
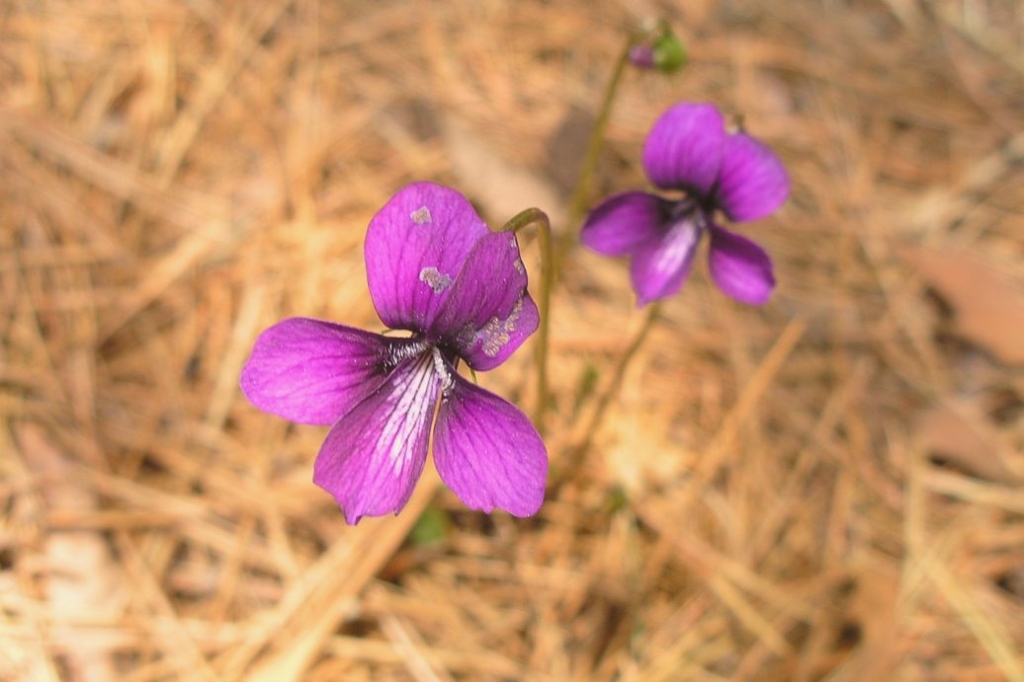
[
  {"xmin": 240, "ymin": 182, "xmax": 548, "ymax": 524},
  {"xmin": 581, "ymin": 102, "xmax": 789, "ymax": 306}
]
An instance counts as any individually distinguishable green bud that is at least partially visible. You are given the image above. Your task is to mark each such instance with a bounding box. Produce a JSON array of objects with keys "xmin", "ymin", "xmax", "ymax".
[{"xmin": 652, "ymin": 33, "xmax": 687, "ymax": 74}]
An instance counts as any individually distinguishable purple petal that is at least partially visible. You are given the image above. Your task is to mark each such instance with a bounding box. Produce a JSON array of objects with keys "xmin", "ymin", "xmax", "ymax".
[
  {"xmin": 715, "ymin": 133, "xmax": 789, "ymax": 222},
  {"xmin": 430, "ymin": 232, "xmax": 540, "ymax": 371},
  {"xmin": 629, "ymin": 218, "xmax": 703, "ymax": 306},
  {"xmin": 365, "ymin": 182, "xmax": 490, "ymax": 333},
  {"xmin": 432, "ymin": 374, "xmax": 547, "ymax": 517},
  {"xmin": 708, "ymin": 225, "xmax": 775, "ymax": 305},
  {"xmin": 642, "ymin": 103, "xmax": 726, "ymax": 194},
  {"xmin": 313, "ymin": 350, "xmax": 440, "ymax": 524},
  {"xmin": 240, "ymin": 318, "xmax": 404, "ymax": 425},
  {"xmin": 580, "ymin": 191, "xmax": 667, "ymax": 256}
]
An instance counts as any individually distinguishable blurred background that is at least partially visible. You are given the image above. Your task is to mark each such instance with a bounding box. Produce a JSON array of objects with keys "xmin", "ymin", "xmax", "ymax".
[{"xmin": 2, "ymin": 0, "xmax": 1024, "ymax": 680}]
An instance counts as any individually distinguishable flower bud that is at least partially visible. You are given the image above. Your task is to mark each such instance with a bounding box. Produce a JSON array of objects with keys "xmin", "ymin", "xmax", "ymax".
[
  {"xmin": 651, "ymin": 32, "xmax": 686, "ymax": 73},
  {"xmin": 628, "ymin": 44, "xmax": 656, "ymax": 70},
  {"xmin": 629, "ymin": 27, "xmax": 687, "ymax": 74}
]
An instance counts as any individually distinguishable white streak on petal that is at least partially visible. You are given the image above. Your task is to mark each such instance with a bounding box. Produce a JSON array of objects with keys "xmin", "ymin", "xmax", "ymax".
[
  {"xmin": 430, "ymin": 347, "xmax": 455, "ymax": 393},
  {"xmin": 652, "ymin": 222, "xmax": 701, "ymax": 279},
  {"xmin": 378, "ymin": 352, "xmax": 437, "ymax": 475},
  {"xmin": 410, "ymin": 206, "xmax": 432, "ymax": 225}
]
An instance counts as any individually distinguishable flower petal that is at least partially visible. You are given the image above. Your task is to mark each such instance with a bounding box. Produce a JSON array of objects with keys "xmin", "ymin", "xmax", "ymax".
[
  {"xmin": 642, "ymin": 103, "xmax": 726, "ymax": 194},
  {"xmin": 580, "ymin": 191, "xmax": 667, "ymax": 256},
  {"xmin": 708, "ymin": 225, "xmax": 775, "ymax": 305},
  {"xmin": 430, "ymin": 232, "xmax": 540, "ymax": 371},
  {"xmin": 365, "ymin": 182, "xmax": 490, "ymax": 333},
  {"xmin": 715, "ymin": 133, "xmax": 789, "ymax": 222},
  {"xmin": 629, "ymin": 219, "xmax": 703, "ymax": 306},
  {"xmin": 240, "ymin": 318, "xmax": 404, "ymax": 425},
  {"xmin": 312, "ymin": 350, "xmax": 440, "ymax": 524},
  {"xmin": 432, "ymin": 373, "xmax": 547, "ymax": 517}
]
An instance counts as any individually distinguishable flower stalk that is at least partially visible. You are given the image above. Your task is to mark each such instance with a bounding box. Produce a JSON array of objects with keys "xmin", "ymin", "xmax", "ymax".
[
  {"xmin": 568, "ymin": 35, "xmax": 635, "ymax": 228},
  {"xmin": 556, "ymin": 301, "xmax": 661, "ymax": 485},
  {"xmin": 582, "ymin": 301, "xmax": 660, "ymax": 450},
  {"xmin": 497, "ymin": 207, "xmax": 553, "ymax": 434},
  {"xmin": 568, "ymin": 22, "xmax": 686, "ymax": 231}
]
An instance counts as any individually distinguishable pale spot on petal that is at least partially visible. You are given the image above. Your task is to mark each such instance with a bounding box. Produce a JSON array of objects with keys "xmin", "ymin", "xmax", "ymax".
[
  {"xmin": 410, "ymin": 206, "xmax": 432, "ymax": 225},
  {"xmin": 480, "ymin": 298, "xmax": 523, "ymax": 357},
  {"xmin": 419, "ymin": 266, "xmax": 453, "ymax": 293}
]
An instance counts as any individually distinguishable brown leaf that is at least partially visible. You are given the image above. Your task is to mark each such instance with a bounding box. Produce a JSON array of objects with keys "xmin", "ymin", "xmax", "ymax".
[
  {"xmin": 914, "ymin": 401, "xmax": 1010, "ymax": 481},
  {"xmin": 901, "ymin": 245, "xmax": 1024, "ymax": 366}
]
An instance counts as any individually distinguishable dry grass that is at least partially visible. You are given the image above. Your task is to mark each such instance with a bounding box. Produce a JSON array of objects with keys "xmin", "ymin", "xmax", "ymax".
[{"xmin": 3, "ymin": 0, "xmax": 1024, "ymax": 680}]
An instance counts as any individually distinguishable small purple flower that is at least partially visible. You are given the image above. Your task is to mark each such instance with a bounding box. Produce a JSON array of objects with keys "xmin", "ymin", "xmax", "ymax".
[
  {"xmin": 581, "ymin": 102, "xmax": 789, "ymax": 306},
  {"xmin": 240, "ymin": 182, "xmax": 548, "ymax": 524}
]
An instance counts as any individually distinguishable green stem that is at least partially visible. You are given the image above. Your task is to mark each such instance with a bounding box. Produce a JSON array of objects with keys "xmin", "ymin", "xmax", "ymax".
[
  {"xmin": 586, "ymin": 301, "xmax": 660, "ymax": 438},
  {"xmin": 559, "ymin": 301, "xmax": 661, "ymax": 480},
  {"xmin": 497, "ymin": 208, "xmax": 553, "ymax": 435},
  {"xmin": 565, "ymin": 34, "xmax": 640, "ymax": 237}
]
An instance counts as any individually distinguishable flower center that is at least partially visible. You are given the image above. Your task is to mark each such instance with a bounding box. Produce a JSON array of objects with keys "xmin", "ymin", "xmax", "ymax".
[
  {"xmin": 384, "ymin": 338, "xmax": 457, "ymax": 398},
  {"xmin": 386, "ymin": 339, "xmax": 431, "ymax": 367},
  {"xmin": 667, "ymin": 196, "xmax": 712, "ymax": 226}
]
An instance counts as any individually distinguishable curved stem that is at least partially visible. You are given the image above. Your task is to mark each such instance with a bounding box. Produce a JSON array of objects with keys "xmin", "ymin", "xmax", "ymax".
[{"xmin": 497, "ymin": 208, "xmax": 553, "ymax": 435}]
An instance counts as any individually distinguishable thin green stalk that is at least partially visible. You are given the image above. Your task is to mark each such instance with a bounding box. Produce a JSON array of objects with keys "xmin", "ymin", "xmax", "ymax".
[
  {"xmin": 561, "ymin": 20, "xmax": 683, "ymax": 258},
  {"xmin": 497, "ymin": 208, "xmax": 553, "ymax": 434},
  {"xmin": 584, "ymin": 301, "xmax": 660, "ymax": 441},
  {"xmin": 568, "ymin": 36, "xmax": 637, "ymax": 226},
  {"xmin": 556, "ymin": 301, "xmax": 661, "ymax": 483}
]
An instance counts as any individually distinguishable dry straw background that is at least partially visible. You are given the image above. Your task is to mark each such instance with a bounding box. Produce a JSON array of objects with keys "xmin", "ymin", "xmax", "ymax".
[{"xmin": 3, "ymin": 0, "xmax": 1024, "ymax": 680}]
